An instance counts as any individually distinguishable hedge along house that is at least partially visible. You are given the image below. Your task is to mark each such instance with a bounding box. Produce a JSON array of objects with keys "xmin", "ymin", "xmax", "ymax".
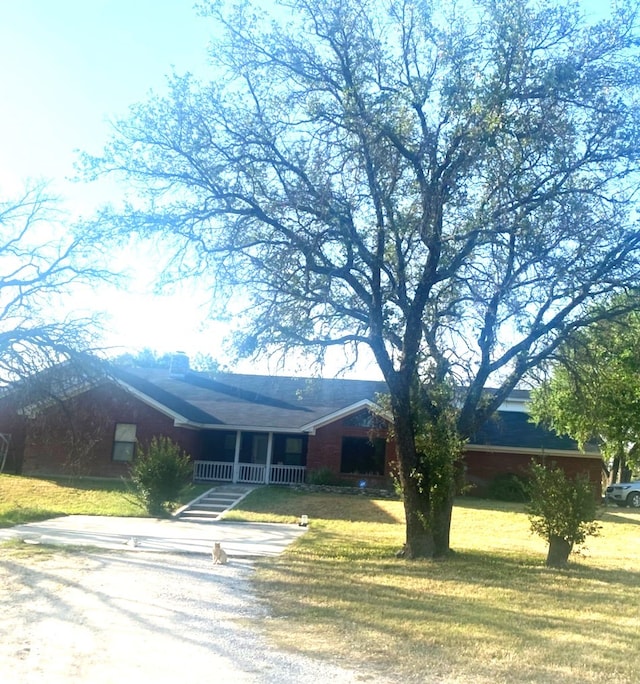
[{"xmin": 0, "ymin": 358, "xmax": 602, "ymax": 493}]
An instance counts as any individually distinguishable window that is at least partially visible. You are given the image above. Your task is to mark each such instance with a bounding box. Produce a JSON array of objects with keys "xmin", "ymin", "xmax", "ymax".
[
  {"xmin": 285, "ymin": 437, "xmax": 303, "ymax": 457},
  {"xmin": 202, "ymin": 431, "xmax": 237, "ymax": 462},
  {"xmin": 340, "ymin": 436, "xmax": 385, "ymax": 475},
  {"xmin": 112, "ymin": 423, "xmax": 136, "ymax": 462},
  {"xmin": 273, "ymin": 434, "xmax": 307, "ymax": 465},
  {"xmin": 343, "ymin": 410, "xmax": 386, "ymax": 429}
]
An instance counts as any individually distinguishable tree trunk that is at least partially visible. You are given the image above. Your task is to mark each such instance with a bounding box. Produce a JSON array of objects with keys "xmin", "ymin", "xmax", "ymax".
[
  {"xmin": 432, "ymin": 489, "xmax": 455, "ymax": 557},
  {"xmin": 546, "ymin": 536, "xmax": 573, "ymax": 568},
  {"xmin": 392, "ymin": 395, "xmax": 456, "ymax": 559},
  {"xmin": 394, "ymin": 408, "xmax": 436, "ymax": 558},
  {"xmin": 611, "ymin": 453, "xmax": 620, "ymax": 485},
  {"xmin": 403, "ymin": 480, "xmax": 436, "ymax": 558}
]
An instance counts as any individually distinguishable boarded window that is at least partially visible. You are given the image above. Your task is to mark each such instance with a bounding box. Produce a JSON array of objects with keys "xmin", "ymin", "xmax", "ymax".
[{"xmin": 112, "ymin": 423, "xmax": 136, "ymax": 462}]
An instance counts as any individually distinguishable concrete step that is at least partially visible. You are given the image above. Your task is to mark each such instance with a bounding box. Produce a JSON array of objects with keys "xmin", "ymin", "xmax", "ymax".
[
  {"xmin": 191, "ymin": 501, "xmax": 236, "ymax": 509},
  {"xmin": 180, "ymin": 510, "xmax": 225, "ymax": 519},
  {"xmin": 175, "ymin": 485, "xmax": 255, "ymax": 522},
  {"xmin": 189, "ymin": 504, "xmax": 230, "ymax": 512},
  {"xmin": 198, "ymin": 496, "xmax": 246, "ymax": 503}
]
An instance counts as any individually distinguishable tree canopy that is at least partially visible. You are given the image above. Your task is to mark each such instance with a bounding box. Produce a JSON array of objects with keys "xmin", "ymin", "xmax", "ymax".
[
  {"xmin": 0, "ymin": 183, "xmax": 109, "ymax": 384},
  {"xmin": 83, "ymin": 0, "xmax": 640, "ymax": 557},
  {"xmin": 530, "ymin": 304, "xmax": 640, "ymax": 482}
]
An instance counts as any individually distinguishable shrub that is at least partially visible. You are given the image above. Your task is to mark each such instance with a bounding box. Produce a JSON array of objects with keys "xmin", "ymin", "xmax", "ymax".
[
  {"xmin": 129, "ymin": 436, "xmax": 193, "ymax": 516},
  {"xmin": 306, "ymin": 467, "xmax": 343, "ymax": 486},
  {"xmin": 487, "ymin": 472, "xmax": 529, "ymax": 502},
  {"xmin": 526, "ymin": 462, "xmax": 600, "ymax": 567}
]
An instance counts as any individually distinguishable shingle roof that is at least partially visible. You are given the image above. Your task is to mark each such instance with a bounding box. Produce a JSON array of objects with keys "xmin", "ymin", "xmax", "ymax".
[
  {"xmin": 113, "ymin": 367, "xmax": 591, "ymax": 452},
  {"xmin": 469, "ymin": 410, "xmax": 588, "ymax": 452},
  {"xmin": 9, "ymin": 362, "xmax": 593, "ymax": 453},
  {"xmin": 469, "ymin": 411, "xmax": 599, "ymax": 454},
  {"xmin": 112, "ymin": 366, "xmax": 388, "ymax": 431}
]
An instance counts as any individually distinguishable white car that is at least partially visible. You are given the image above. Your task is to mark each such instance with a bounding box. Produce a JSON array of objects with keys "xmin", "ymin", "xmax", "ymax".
[{"xmin": 606, "ymin": 482, "xmax": 640, "ymax": 508}]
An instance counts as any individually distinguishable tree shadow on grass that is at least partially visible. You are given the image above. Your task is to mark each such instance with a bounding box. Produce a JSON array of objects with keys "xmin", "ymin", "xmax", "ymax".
[
  {"xmin": 255, "ymin": 542, "xmax": 640, "ymax": 683},
  {"xmin": 237, "ymin": 486, "xmax": 401, "ymax": 524},
  {"xmin": 41, "ymin": 476, "xmax": 129, "ymax": 492},
  {"xmin": 599, "ymin": 508, "xmax": 640, "ymax": 526},
  {"xmin": 453, "ymin": 496, "xmax": 529, "ymax": 513},
  {"xmin": 0, "ymin": 508, "xmax": 65, "ymax": 528}
]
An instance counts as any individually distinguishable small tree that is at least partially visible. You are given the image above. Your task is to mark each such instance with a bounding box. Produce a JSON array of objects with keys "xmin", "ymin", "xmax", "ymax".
[
  {"xmin": 130, "ymin": 436, "xmax": 193, "ymax": 516},
  {"xmin": 526, "ymin": 462, "xmax": 600, "ymax": 568}
]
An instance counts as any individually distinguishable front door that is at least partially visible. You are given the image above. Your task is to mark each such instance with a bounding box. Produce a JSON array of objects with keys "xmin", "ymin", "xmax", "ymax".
[{"xmin": 251, "ymin": 434, "xmax": 269, "ymax": 464}]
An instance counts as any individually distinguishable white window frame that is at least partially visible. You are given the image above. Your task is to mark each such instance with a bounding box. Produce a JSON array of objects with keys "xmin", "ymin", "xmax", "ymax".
[{"xmin": 112, "ymin": 423, "xmax": 137, "ymax": 462}]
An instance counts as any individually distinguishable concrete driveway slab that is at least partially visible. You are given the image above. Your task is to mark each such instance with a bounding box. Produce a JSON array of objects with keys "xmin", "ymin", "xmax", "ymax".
[{"xmin": 0, "ymin": 515, "xmax": 307, "ymax": 557}]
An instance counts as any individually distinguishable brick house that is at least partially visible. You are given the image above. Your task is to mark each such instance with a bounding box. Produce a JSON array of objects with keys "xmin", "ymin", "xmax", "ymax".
[{"xmin": 0, "ymin": 359, "xmax": 602, "ymax": 494}]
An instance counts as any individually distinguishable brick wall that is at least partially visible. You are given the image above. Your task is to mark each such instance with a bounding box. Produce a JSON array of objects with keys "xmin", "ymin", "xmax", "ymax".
[
  {"xmin": 307, "ymin": 416, "xmax": 395, "ymax": 484},
  {"xmin": 463, "ymin": 448, "xmax": 603, "ymax": 496},
  {"xmin": 0, "ymin": 398, "xmax": 27, "ymax": 474},
  {"xmin": 21, "ymin": 382, "xmax": 202, "ymax": 478}
]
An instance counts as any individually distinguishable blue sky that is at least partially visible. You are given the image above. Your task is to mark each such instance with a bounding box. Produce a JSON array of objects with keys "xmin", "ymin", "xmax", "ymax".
[
  {"xmin": 0, "ymin": 0, "xmax": 617, "ymax": 372},
  {"xmin": 0, "ymin": 0, "xmax": 211, "ymax": 192}
]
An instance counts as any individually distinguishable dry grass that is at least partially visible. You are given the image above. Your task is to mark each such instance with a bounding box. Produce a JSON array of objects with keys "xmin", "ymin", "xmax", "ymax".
[
  {"xmin": 3, "ymin": 477, "xmax": 637, "ymax": 681},
  {"xmin": 232, "ymin": 487, "xmax": 640, "ymax": 683},
  {"xmin": 0, "ymin": 473, "xmax": 209, "ymax": 526}
]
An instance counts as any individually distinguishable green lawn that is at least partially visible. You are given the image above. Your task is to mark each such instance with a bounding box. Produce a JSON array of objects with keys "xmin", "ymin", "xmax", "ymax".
[
  {"xmin": 0, "ymin": 473, "xmax": 209, "ymax": 526},
  {"xmin": 230, "ymin": 487, "xmax": 640, "ymax": 684}
]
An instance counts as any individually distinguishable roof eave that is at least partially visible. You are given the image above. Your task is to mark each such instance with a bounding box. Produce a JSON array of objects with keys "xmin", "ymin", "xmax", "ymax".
[
  {"xmin": 115, "ymin": 379, "xmax": 195, "ymax": 425},
  {"xmin": 299, "ymin": 399, "xmax": 391, "ymax": 434},
  {"xmin": 174, "ymin": 421, "xmax": 310, "ymax": 433},
  {"xmin": 464, "ymin": 444, "xmax": 602, "ymax": 459}
]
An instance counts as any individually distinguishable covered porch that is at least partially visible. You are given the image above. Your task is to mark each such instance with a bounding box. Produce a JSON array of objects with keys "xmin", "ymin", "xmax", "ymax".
[{"xmin": 193, "ymin": 429, "xmax": 307, "ymax": 485}]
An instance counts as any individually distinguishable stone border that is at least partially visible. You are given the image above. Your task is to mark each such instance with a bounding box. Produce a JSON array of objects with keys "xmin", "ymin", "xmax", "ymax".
[{"xmin": 292, "ymin": 483, "xmax": 399, "ymax": 498}]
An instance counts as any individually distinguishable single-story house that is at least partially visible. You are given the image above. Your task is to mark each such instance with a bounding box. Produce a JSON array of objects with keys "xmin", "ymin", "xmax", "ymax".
[{"xmin": 0, "ymin": 358, "xmax": 602, "ymax": 494}]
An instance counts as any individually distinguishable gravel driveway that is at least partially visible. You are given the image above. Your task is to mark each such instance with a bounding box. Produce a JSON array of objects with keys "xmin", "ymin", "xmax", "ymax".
[{"xmin": 0, "ymin": 547, "xmax": 390, "ymax": 683}]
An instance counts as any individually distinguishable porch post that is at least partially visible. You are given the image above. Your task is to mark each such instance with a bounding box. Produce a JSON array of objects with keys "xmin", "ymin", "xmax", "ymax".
[
  {"xmin": 232, "ymin": 431, "xmax": 241, "ymax": 483},
  {"xmin": 265, "ymin": 432, "xmax": 274, "ymax": 484}
]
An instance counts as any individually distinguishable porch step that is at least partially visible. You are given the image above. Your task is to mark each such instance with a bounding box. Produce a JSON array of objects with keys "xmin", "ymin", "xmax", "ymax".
[{"xmin": 175, "ymin": 485, "xmax": 255, "ymax": 522}]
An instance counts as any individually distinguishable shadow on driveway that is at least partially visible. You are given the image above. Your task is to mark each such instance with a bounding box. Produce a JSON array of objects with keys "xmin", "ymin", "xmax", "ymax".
[{"xmin": 0, "ymin": 515, "xmax": 307, "ymax": 557}]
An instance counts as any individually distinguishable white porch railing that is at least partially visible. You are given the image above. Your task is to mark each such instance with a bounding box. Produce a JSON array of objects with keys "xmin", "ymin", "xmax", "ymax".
[
  {"xmin": 238, "ymin": 463, "xmax": 267, "ymax": 483},
  {"xmin": 269, "ymin": 464, "xmax": 306, "ymax": 484},
  {"xmin": 194, "ymin": 460, "xmax": 234, "ymax": 482},
  {"xmin": 193, "ymin": 460, "xmax": 306, "ymax": 485}
]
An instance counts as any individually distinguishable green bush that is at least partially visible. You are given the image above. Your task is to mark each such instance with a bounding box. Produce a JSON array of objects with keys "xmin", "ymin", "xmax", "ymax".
[
  {"xmin": 487, "ymin": 472, "xmax": 529, "ymax": 502},
  {"xmin": 526, "ymin": 462, "xmax": 600, "ymax": 567},
  {"xmin": 129, "ymin": 436, "xmax": 193, "ymax": 516},
  {"xmin": 306, "ymin": 467, "xmax": 345, "ymax": 486}
]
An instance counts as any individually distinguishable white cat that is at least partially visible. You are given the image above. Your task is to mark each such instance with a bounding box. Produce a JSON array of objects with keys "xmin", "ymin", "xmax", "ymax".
[{"xmin": 212, "ymin": 542, "xmax": 228, "ymax": 565}]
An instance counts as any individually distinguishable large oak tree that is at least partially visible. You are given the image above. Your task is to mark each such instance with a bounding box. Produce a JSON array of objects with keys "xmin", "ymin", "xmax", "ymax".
[{"xmin": 83, "ymin": 0, "xmax": 640, "ymax": 558}]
